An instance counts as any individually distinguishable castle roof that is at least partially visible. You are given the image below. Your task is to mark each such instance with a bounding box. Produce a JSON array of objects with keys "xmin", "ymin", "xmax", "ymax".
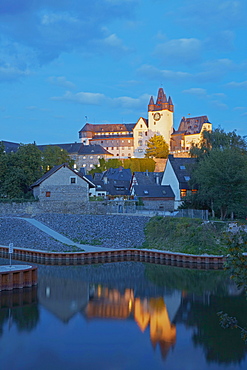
[
  {"xmin": 172, "ymin": 116, "xmax": 211, "ymax": 136},
  {"xmin": 79, "ymin": 123, "xmax": 135, "ymax": 134}
]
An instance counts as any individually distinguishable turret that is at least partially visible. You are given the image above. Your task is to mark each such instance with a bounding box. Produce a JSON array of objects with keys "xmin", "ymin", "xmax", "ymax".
[{"xmin": 148, "ymin": 96, "xmax": 155, "ymax": 111}]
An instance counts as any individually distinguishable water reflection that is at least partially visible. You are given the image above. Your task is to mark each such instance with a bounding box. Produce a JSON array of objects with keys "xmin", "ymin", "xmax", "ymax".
[
  {"xmin": 0, "ymin": 287, "xmax": 39, "ymax": 334},
  {"xmin": 85, "ymin": 286, "xmax": 176, "ymax": 358},
  {"xmin": 0, "ymin": 261, "xmax": 246, "ymax": 369}
]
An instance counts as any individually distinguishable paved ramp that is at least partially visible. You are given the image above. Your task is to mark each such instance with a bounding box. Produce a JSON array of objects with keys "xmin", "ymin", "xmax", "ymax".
[{"xmin": 21, "ymin": 218, "xmax": 116, "ymax": 252}]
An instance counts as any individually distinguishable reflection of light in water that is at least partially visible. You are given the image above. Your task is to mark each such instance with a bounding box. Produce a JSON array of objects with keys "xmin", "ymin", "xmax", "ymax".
[
  {"xmin": 46, "ymin": 287, "xmax": 50, "ymax": 297},
  {"xmin": 86, "ymin": 285, "xmax": 177, "ymax": 356}
]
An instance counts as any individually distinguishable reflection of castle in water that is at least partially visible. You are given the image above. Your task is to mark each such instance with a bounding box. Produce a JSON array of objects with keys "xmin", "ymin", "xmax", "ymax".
[{"xmin": 85, "ymin": 286, "xmax": 178, "ymax": 358}]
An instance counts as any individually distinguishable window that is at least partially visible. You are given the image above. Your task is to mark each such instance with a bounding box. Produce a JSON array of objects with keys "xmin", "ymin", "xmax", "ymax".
[
  {"xmin": 112, "ymin": 147, "xmax": 114, "ymax": 150},
  {"xmin": 128, "ymin": 140, "xmax": 131, "ymax": 143},
  {"xmin": 140, "ymin": 124, "xmax": 142, "ymax": 128},
  {"xmin": 83, "ymin": 164, "xmax": 86, "ymax": 167},
  {"xmin": 143, "ymin": 190, "xmax": 149, "ymax": 195},
  {"xmin": 70, "ymin": 177, "xmax": 76, "ymax": 184},
  {"xmin": 46, "ymin": 191, "xmax": 51, "ymax": 197},
  {"xmin": 90, "ymin": 164, "xmax": 93, "ymax": 167},
  {"xmin": 180, "ymin": 165, "xmax": 186, "ymax": 170},
  {"xmin": 180, "ymin": 189, "xmax": 187, "ymax": 197},
  {"xmin": 138, "ymin": 140, "xmax": 142, "ymax": 146},
  {"xmin": 83, "ymin": 156, "xmax": 86, "ymax": 159},
  {"xmin": 138, "ymin": 149, "xmax": 143, "ymax": 153},
  {"xmin": 184, "ymin": 176, "xmax": 190, "ymax": 181},
  {"xmin": 138, "ymin": 132, "xmax": 143, "ymax": 137}
]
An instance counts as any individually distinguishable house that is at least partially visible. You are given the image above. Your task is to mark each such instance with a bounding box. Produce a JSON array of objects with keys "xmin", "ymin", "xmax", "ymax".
[
  {"xmin": 130, "ymin": 171, "xmax": 163, "ymax": 192},
  {"xmin": 87, "ymin": 167, "xmax": 132, "ymax": 198},
  {"xmin": 1, "ymin": 140, "xmax": 20, "ymax": 153},
  {"xmin": 129, "ymin": 170, "xmax": 174, "ymax": 211},
  {"xmin": 30, "ymin": 163, "xmax": 95, "ymax": 213},
  {"xmin": 131, "ymin": 184, "xmax": 174, "ymax": 211},
  {"xmin": 161, "ymin": 155, "xmax": 196, "ymax": 209},
  {"xmin": 37, "ymin": 143, "xmax": 112, "ymax": 171},
  {"xmin": 170, "ymin": 116, "xmax": 212, "ymax": 156}
]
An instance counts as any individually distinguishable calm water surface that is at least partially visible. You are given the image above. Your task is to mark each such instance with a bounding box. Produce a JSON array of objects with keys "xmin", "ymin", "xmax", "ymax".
[{"xmin": 0, "ymin": 261, "xmax": 246, "ymax": 370}]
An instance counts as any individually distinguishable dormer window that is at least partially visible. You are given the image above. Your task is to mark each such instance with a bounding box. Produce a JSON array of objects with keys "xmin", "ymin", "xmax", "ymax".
[
  {"xmin": 184, "ymin": 176, "xmax": 190, "ymax": 181},
  {"xmin": 180, "ymin": 165, "xmax": 186, "ymax": 170}
]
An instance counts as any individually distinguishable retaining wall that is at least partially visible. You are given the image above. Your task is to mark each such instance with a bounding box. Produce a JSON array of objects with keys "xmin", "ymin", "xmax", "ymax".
[{"xmin": 0, "ymin": 245, "xmax": 227, "ymax": 270}]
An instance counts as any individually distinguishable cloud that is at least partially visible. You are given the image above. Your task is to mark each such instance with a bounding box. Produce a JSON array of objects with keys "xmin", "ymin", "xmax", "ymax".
[
  {"xmin": 0, "ymin": 0, "xmax": 138, "ymax": 66},
  {"xmin": 51, "ymin": 90, "xmax": 150, "ymax": 111},
  {"xmin": 0, "ymin": 65, "xmax": 29, "ymax": 81},
  {"xmin": 178, "ymin": 0, "xmax": 245, "ymax": 28},
  {"xmin": 154, "ymin": 38, "xmax": 202, "ymax": 65},
  {"xmin": 182, "ymin": 88, "xmax": 207, "ymax": 96},
  {"xmin": 93, "ymin": 33, "xmax": 131, "ymax": 54},
  {"xmin": 138, "ymin": 65, "xmax": 192, "ymax": 81},
  {"xmin": 226, "ymin": 81, "xmax": 247, "ymax": 89},
  {"xmin": 112, "ymin": 94, "xmax": 150, "ymax": 109},
  {"xmin": 205, "ymin": 30, "xmax": 235, "ymax": 52},
  {"xmin": 48, "ymin": 76, "xmax": 76, "ymax": 89},
  {"xmin": 138, "ymin": 57, "xmax": 238, "ymax": 84},
  {"xmin": 183, "ymin": 87, "xmax": 228, "ymax": 110},
  {"xmin": 51, "ymin": 91, "xmax": 107, "ymax": 105}
]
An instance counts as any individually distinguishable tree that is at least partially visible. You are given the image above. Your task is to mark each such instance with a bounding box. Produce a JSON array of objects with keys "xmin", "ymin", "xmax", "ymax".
[
  {"xmin": 42, "ymin": 146, "xmax": 74, "ymax": 171},
  {"xmin": 190, "ymin": 128, "xmax": 247, "ymax": 158},
  {"xmin": 191, "ymin": 147, "xmax": 247, "ymax": 219},
  {"xmin": 145, "ymin": 134, "xmax": 169, "ymax": 158},
  {"xmin": 14, "ymin": 144, "xmax": 43, "ymax": 188}
]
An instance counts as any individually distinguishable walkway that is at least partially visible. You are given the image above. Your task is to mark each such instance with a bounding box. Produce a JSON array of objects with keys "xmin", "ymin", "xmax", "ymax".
[{"xmin": 20, "ymin": 218, "xmax": 116, "ymax": 252}]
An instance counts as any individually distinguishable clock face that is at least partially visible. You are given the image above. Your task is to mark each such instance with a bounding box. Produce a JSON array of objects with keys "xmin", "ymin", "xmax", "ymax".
[{"xmin": 154, "ymin": 112, "xmax": 161, "ymax": 121}]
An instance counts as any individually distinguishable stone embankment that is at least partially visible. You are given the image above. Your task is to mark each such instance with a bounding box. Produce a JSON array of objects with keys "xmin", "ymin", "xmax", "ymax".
[{"xmin": 0, "ymin": 214, "xmax": 150, "ymax": 251}]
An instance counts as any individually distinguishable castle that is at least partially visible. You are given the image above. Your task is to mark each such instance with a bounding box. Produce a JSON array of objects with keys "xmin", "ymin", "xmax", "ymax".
[{"xmin": 79, "ymin": 87, "xmax": 212, "ymax": 158}]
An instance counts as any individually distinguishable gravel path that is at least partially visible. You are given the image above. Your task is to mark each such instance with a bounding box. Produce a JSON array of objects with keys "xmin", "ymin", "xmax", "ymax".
[{"xmin": 0, "ymin": 214, "xmax": 150, "ymax": 251}]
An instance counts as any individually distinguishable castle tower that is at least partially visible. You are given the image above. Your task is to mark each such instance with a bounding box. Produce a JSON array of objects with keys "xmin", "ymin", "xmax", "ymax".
[{"xmin": 148, "ymin": 88, "xmax": 174, "ymax": 147}]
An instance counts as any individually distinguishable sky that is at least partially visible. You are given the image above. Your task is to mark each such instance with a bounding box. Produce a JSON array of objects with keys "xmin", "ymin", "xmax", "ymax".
[{"xmin": 0, "ymin": 0, "xmax": 247, "ymax": 145}]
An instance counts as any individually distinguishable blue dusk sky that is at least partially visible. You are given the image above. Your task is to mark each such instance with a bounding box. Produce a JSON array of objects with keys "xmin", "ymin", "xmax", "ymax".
[{"xmin": 0, "ymin": 0, "xmax": 247, "ymax": 145}]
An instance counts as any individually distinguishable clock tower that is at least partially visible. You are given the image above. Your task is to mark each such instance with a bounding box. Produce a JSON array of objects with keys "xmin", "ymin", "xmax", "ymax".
[{"xmin": 148, "ymin": 88, "xmax": 174, "ymax": 147}]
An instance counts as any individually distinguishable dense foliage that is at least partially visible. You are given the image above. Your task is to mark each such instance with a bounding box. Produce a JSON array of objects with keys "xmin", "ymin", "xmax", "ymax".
[
  {"xmin": 89, "ymin": 157, "xmax": 155, "ymax": 175},
  {"xmin": 188, "ymin": 129, "xmax": 247, "ymax": 220}
]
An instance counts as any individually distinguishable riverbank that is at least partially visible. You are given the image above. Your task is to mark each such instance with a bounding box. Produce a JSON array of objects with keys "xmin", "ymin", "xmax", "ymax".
[{"xmin": 0, "ymin": 214, "xmax": 150, "ymax": 251}]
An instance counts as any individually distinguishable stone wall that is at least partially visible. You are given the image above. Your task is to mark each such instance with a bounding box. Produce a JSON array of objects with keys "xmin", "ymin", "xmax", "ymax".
[
  {"xmin": 0, "ymin": 200, "xmax": 135, "ymax": 216},
  {"xmin": 142, "ymin": 199, "xmax": 174, "ymax": 211}
]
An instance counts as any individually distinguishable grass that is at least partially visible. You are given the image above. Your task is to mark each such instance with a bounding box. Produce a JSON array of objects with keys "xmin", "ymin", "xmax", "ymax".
[{"xmin": 143, "ymin": 216, "xmax": 228, "ymax": 255}]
